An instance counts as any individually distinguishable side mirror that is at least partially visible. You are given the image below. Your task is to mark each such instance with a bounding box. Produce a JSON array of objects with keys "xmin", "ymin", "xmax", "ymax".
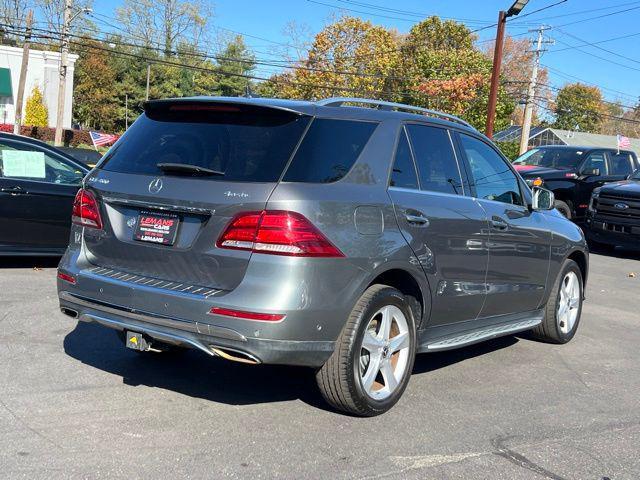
[
  {"xmin": 532, "ymin": 186, "xmax": 555, "ymax": 211},
  {"xmin": 581, "ymin": 167, "xmax": 600, "ymax": 177}
]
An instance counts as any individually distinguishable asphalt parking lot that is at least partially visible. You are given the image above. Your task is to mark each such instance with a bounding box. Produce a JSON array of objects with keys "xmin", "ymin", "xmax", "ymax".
[{"xmin": 1, "ymin": 249, "xmax": 639, "ymax": 480}]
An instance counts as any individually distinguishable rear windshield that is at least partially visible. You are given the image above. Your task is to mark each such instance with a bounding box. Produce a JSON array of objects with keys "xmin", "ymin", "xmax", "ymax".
[
  {"xmin": 99, "ymin": 103, "xmax": 311, "ymax": 182},
  {"xmin": 513, "ymin": 148, "xmax": 584, "ymax": 170}
]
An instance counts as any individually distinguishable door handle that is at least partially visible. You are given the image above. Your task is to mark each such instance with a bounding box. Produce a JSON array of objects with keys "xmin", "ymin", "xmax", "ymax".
[
  {"xmin": 405, "ymin": 213, "xmax": 429, "ymax": 226},
  {"xmin": 0, "ymin": 186, "xmax": 27, "ymax": 195},
  {"xmin": 490, "ymin": 217, "xmax": 508, "ymax": 231}
]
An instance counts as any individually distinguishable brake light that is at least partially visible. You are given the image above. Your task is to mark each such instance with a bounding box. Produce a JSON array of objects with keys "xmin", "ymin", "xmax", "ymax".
[
  {"xmin": 208, "ymin": 306, "xmax": 285, "ymax": 322},
  {"xmin": 217, "ymin": 210, "xmax": 344, "ymax": 257},
  {"xmin": 72, "ymin": 189, "xmax": 103, "ymax": 229}
]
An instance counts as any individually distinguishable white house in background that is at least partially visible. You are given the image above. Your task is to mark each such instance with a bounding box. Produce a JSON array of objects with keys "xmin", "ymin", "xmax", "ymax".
[{"xmin": 0, "ymin": 44, "xmax": 78, "ymax": 128}]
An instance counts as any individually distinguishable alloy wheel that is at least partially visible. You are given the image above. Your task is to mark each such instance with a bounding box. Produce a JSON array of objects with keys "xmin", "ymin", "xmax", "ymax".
[
  {"xmin": 557, "ymin": 271, "xmax": 581, "ymax": 334},
  {"xmin": 359, "ymin": 305, "xmax": 411, "ymax": 400}
]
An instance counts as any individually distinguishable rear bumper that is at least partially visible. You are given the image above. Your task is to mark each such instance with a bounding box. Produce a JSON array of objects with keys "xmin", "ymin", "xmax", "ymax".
[
  {"xmin": 59, "ymin": 291, "xmax": 334, "ymax": 367},
  {"xmin": 585, "ymin": 214, "xmax": 640, "ymax": 249}
]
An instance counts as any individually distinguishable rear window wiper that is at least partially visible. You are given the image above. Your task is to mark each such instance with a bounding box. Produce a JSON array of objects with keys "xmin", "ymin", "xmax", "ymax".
[{"xmin": 156, "ymin": 162, "xmax": 225, "ymax": 176}]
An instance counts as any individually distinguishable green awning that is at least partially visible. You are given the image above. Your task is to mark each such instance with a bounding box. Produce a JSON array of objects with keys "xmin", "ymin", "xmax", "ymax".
[{"xmin": 0, "ymin": 68, "xmax": 12, "ymax": 97}]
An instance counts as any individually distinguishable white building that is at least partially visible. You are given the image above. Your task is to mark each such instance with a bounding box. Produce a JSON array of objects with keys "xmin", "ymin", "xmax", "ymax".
[{"xmin": 0, "ymin": 44, "xmax": 78, "ymax": 128}]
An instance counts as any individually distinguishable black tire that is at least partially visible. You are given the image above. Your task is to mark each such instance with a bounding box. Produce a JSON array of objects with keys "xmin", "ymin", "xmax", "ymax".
[
  {"xmin": 531, "ymin": 259, "xmax": 583, "ymax": 344},
  {"xmin": 316, "ymin": 284, "xmax": 417, "ymax": 416},
  {"xmin": 554, "ymin": 199, "xmax": 572, "ymax": 220}
]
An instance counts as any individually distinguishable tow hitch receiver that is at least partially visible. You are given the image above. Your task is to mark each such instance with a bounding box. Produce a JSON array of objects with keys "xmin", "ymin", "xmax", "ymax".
[{"xmin": 125, "ymin": 331, "xmax": 151, "ymax": 351}]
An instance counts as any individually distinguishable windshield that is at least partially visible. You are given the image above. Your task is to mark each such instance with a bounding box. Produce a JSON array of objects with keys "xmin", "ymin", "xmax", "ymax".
[
  {"xmin": 513, "ymin": 148, "xmax": 585, "ymax": 170},
  {"xmin": 100, "ymin": 103, "xmax": 311, "ymax": 182}
]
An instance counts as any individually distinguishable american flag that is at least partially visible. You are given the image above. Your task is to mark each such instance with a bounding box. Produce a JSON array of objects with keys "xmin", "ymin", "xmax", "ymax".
[
  {"xmin": 90, "ymin": 131, "xmax": 119, "ymax": 148},
  {"xmin": 617, "ymin": 134, "xmax": 631, "ymax": 149}
]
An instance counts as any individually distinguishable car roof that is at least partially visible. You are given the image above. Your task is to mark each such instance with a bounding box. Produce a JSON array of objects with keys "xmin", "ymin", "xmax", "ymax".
[
  {"xmin": 534, "ymin": 144, "xmax": 633, "ymax": 154},
  {"xmin": 146, "ymin": 96, "xmax": 480, "ymax": 135}
]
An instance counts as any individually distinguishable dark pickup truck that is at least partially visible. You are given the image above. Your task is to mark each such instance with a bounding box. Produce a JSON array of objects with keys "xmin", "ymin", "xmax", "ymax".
[
  {"xmin": 513, "ymin": 145, "xmax": 639, "ymax": 221},
  {"xmin": 585, "ymin": 170, "xmax": 640, "ymax": 250}
]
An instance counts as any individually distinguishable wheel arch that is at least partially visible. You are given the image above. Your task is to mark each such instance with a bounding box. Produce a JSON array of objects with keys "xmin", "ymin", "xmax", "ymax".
[
  {"xmin": 567, "ymin": 249, "xmax": 589, "ymax": 293},
  {"xmin": 364, "ymin": 267, "xmax": 430, "ymax": 330}
]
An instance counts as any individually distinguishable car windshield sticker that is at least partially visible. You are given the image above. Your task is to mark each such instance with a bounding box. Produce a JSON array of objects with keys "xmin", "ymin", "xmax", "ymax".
[{"xmin": 2, "ymin": 150, "xmax": 46, "ymax": 178}]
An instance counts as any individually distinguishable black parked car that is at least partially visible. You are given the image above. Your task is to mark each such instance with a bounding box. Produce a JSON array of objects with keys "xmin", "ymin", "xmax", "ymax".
[
  {"xmin": 513, "ymin": 145, "xmax": 639, "ymax": 220},
  {"xmin": 0, "ymin": 133, "xmax": 89, "ymax": 256},
  {"xmin": 585, "ymin": 169, "xmax": 640, "ymax": 250}
]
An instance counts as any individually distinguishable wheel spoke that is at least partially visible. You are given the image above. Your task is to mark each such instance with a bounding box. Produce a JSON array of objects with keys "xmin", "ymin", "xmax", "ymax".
[
  {"xmin": 380, "ymin": 306, "xmax": 393, "ymax": 341},
  {"xmin": 380, "ymin": 360, "xmax": 398, "ymax": 392},
  {"xmin": 569, "ymin": 297, "xmax": 579, "ymax": 308},
  {"xmin": 362, "ymin": 353, "xmax": 381, "ymax": 392},
  {"xmin": 389, "ymin": 331, "xmax": 409, "ymax": 353},
  {"xmin": 362, "ymin": 330, "xmax": 382, "ymax": 352}
]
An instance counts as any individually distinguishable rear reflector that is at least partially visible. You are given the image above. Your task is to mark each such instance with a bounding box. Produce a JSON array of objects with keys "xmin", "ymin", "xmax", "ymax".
[
  {"xmin": 208, "ymin": 306, "xmax": 285, "ymax": 322},
  {"xmin": 72, "ymin": 189, "xmax": 103, "ymax": 229},
  {"xmin": 57, "ymin": 271, "xmax": 76, "ymax": 284},
  {"xmin": 217, "ymin": 210, "xmax": 344, "ymax": 257}
]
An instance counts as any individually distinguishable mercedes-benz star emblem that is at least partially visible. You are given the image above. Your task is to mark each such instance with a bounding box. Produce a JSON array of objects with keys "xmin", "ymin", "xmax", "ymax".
[{"xmin": 148, "ymin": 178, "xmax": 163, "ymax": 194}]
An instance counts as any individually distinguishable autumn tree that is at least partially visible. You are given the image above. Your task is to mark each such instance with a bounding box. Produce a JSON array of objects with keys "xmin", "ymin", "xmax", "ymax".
[
  {"xmin": 196, "ymin": 35, "xmax": 256, "ymax": 97},
  {"xmin": 24, "ymin": 85, "xmax": 49, "ymax": 126},
  {"xmin": 270, "ymin": 16, "xmax": 401, "ymax": 100},
  {"xmin": 553, "ymin": 83, "xmax": 604, "ymax": 132},
  {"xmin": 484, "ymin": 36, "xmax": 551, "ymax": 125},
  {"xmin": 397, "ymin": 17, "xmax": 515, "ymax": 131}
]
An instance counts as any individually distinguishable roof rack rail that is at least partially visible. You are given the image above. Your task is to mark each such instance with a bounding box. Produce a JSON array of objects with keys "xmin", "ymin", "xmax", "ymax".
[{"xmin": 316, "ymin": 97, "xmax": 473, "ymax": 129}]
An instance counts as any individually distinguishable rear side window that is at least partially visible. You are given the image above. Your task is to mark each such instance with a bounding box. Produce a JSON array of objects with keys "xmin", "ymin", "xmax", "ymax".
[
  {"xmin": 608, "ymin": 152, "xmax": 634, "ymax": 175},
  {"xmin": 283, "ymin": 119, "xmax": 377, "ymax": 183},
  {"xmin": 100, "ymin": 103, "xmax": 311, "ymax": 182},
  {"xmin": 390, "ymin": 129, "xmax": 419, "ymax": 189},
  {"xmin": 406, "ymin": 125, "xmax": 462, "ymax": 195}
]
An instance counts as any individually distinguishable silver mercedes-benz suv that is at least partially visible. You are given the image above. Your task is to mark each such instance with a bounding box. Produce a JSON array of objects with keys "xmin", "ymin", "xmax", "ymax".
[{"xmin": 57, "ymin": 97, "xmax": 588, "ymax": 416}]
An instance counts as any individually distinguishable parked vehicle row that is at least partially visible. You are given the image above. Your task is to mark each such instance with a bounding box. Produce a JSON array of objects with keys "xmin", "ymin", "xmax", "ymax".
[
  {"xmin": 52, "ymin": 96, "xmax": 588, "ymax": 416},
  {"xmin": 512, "ymin": 145, "xmax": 640, "ymax": 249}
]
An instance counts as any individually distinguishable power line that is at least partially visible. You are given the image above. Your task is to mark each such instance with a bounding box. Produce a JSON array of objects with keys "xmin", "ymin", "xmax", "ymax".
[
  {"xmin": 554, "ymin": 28, "xmax": 640, "ymax": 65},
  {"xmin": 508, "ymin": 0, "xmax": 640, "ymax": 23},
  {"xmin": 552, "ymin": 37, "xmax": 640, "ymax": 73}
]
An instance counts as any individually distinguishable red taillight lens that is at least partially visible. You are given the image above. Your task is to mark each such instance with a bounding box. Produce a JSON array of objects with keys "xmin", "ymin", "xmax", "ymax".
[
  {"xmin": 208, "ymin": 306, "xmax": 285, "ymax": 322},
  {"xmin": 216, "ymin": 210, "xmax": 344, "ymax": 257},
  {"xmin": 72, "ymin": 189, "xmax": 102, "ymax": 229},
  {"xmin": 57, "ymin": 271, "xmax": 76, "ymax": 284}
]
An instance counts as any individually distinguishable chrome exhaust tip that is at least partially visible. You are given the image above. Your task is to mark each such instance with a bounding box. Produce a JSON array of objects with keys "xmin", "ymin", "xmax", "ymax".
[{"xmin": 210, "ymin": 346, "xmax": 260, "ymax": 365}]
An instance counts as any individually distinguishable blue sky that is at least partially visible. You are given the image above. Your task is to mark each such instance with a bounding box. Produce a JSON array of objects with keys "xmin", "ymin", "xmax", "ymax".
[{"xmin": 93, "ymin": 0, "xmax": 640, "ymax": 108}]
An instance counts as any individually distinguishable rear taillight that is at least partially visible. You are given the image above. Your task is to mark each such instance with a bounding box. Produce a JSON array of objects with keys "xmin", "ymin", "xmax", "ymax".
[
  {"xmin": 72, "ymin": 189, "xmax": 102, "ymax": 229},
  {"xmin": 208, "ymin": 306, "xmax": 285, "ymax": 322},
  {"xmin": 217, "ymin": 210, "xmax": 344, "ymax": 257}
]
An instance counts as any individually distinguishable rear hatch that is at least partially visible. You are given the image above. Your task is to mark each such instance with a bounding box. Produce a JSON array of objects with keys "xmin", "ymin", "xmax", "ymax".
[{"xmin": 83, "ymin": 100, "xmax": 311, "ymax": 291}]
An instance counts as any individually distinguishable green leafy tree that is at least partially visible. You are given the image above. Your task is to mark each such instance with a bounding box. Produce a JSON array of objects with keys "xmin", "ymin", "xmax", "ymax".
[
  {"xmin": 397, "ymin": 17, "xmax": 515, "ymax": 131},
  {"xmin": 553, "ymin": 83, "xmax": 604, "ymax": 132},
  {"xmin": 24, "ymin": 85, "xmax": 49, "ymax": 126}
]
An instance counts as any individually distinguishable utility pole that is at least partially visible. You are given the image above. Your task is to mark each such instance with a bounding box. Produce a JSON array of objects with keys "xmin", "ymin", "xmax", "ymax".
[
  {"xmin": 519, "ymin": 26, "xmax": 553, "ymax": 155},
  {"xmin": 146, "ymin": 64, "xmax": 151, "ymax": 101},
  {"xmin": 54, "ymin": 0, "xmax": 72, "ymax": 146},
  {"xmin": 14, "ymin": 10, "xmax": 33, "ymax": 135}
]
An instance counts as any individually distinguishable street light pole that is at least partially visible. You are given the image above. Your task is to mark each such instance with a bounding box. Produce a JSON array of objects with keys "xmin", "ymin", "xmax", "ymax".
[
  {"xmin": 485, "ymin": 10, "xmax": 507, "ymax": 139},
  {"xmin": 485, "ymin": 0, "xmax": 530, "ymax": 139}
]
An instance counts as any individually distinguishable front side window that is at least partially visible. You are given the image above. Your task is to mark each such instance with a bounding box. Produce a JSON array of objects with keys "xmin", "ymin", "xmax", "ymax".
[
  {"xmin": 389, "ymin": 129, "xmax": 418, "ymax": 189},
  {"xmin": 406, "ymin": 125, "xmax": 462, "ymax": 195},
  {"xmin": 0, "ymin": 141, "xmax": 84, "ymax": 185},
  {"xmin": 513, "ymin": 147, "xmax": 585, "ymax": 170},
  {"xmin": 608, "ymin": 152, "xmax": 633, "ymax": 175},
  {"xmin": 459, "ymin": 134, "xmax": 523, "ymax": 206}
]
